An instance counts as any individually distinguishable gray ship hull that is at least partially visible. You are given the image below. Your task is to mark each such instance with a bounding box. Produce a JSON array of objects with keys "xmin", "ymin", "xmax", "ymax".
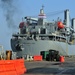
[{"xmin": 11, "ymin": 38, "xmax": 75, "ymax": 57}]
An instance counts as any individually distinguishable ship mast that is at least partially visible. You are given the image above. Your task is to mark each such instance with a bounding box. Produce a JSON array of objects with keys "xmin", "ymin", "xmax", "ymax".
[
  {"xmin": 38, "ymin": 5, "xmax": 46, "ymax": 18},
  {"xmin": 40, "ymin": 5, "xmax": 44, "ymax": 15},
  {"xmin": 38, "ymin": 5, "xmax": 46, "ymax": 26}
]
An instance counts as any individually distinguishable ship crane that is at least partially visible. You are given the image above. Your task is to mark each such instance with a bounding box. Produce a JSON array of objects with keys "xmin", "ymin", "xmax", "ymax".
[{"xmin": 25, "ymin": 16, "xmax": 38, "ymax": 22}]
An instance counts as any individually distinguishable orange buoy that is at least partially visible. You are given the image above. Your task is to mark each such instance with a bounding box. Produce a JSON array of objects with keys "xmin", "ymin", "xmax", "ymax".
[{"xmin": 60, "ymin": 56, "xmax": 65, "ymax": 62}]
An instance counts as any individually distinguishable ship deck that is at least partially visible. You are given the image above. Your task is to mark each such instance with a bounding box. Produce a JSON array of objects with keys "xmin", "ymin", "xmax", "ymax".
[{"xmin": 23, "ymin": 57, "xmax": 75, "ymax": 75}]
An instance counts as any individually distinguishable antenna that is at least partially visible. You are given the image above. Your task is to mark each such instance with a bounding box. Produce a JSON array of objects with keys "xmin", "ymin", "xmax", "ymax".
[
  {"xmin": 22, "ymin": 17, "xmax": 24, "ymax": 21},
  {"xmin": 42, "ymin": 5, "xmax": 44, "ymax": 10}
]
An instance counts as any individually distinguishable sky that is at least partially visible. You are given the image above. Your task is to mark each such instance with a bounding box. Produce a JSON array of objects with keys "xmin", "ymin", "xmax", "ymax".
[{"xmin": 0, "ymin": 0, "xmax": 75, "ymax": 51}]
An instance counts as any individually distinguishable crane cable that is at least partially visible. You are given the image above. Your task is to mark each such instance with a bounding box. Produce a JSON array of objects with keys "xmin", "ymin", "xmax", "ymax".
[
  {"xmin": 28, "ymin": 10, "xmax": 65, "ymax": 18},
  {"xmin": 46, "ymin": 10, "xmax": 64, "ymax": 18}
]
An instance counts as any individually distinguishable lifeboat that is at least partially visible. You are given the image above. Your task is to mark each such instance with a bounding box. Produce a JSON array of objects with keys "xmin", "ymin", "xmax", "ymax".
[{"xmin": 57, "ymin": 21, "xmax": 64, "ymax": 29}]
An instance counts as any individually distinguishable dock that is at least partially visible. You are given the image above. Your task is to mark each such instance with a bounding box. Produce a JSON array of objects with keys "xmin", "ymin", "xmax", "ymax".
[{"xmin": 23, "ymin": 57, "xmax": 75, "ymax": 75}]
